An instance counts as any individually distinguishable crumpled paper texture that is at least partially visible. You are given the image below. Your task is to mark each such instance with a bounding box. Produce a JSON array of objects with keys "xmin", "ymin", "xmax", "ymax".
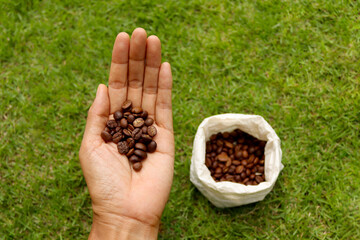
[{"xmin": 190, "ymin": 114, "xmax": 283, "ymax": 208}]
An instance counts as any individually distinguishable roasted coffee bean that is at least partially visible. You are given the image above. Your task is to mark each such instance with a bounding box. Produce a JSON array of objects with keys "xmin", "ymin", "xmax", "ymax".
[
  {"xmin": 235, "ymin": 150, "xmax": 242, "ymax": 159},
  {"xmin": 134, "ymin": 149, "xmax": 147, "ymax": 159},
  {"xmin": 246, "ymin": 163, "xmax": 254, "ymax": 169},
  {"xmin": 120, "ymin": 118, "xmax": 128, "ymax": 128},
  {"xmin": 117, "ymin": 141, "xmax": 129, "ymax": 154},
  {"xmin": 248, "ymin": 146, "xmax": 255, "ymax": 154},
  {"xmin": 126, "ymin": 148, "xmax": 135, "ymax": 157},
  {"xmin": 224, "ymin": 141, "xmax": 233, "ymax": 148},
  {"xmin": 124, "ymin": 111, "xmax": 131, "ymax": 117},
  {"xmin": 255, "ymin": 175, "xmax": 263, "ymax": 183},
  {"xmin": 235, "ymin": 175, "xmax": 241, "ymax": 182},
  {"xmin": 128, "ymin": 124, "xmax": 135, "ymax": 131},
  {"xmin": 127, "ymin": 138, "xmax": 135, "ymax": 148},
  {"xmin": 217, "ymin": 152, "xmax": 230, "ymax": 162},
  {"xmin": 242, "ymin": 150, "xmax": 249, "ymax": 158},
  {"xmin": 243, "ymin": 178, "xmax": 250, "ymax": 184},
  {"xmin": 135, "ymin": 142, "xmax": 147, "ymax": 151},
  {"xmin": 240, "ymin": 172, "xmax": 246, "ymax": 179},
  {"xmin": 258, "ymin": 166, "xmax": 264, "ymax": 173},
  {"xmin": 246, "ymin": 169, "xmax": 251, "ymax": 176},
  {"xmin": 110, "ymin": 130, "xmax": 116, "ymax": 135},
  {"xmin": 232, "ymin": 160, "xmax": 241, "ymax": 166},
  {"xmin": 105, "ymin": 127, "xmax": 111, "ymax": 133},
  {"xmin": 225, "ymin": 159, "xmax": 232, "ymax": 167},
  {"xmin": 129, "ymin": 155, "xmax": 140, "ymax": 163},
  {"xmin": 123, "ymin": 129, "xmax": 132, "ymax": 137},
  {"xmin": 140, "ymin": 110, "xmax": 148, "ymax": 119},
  {"xmin": 132, "ymin": 128, "xmax": 141, "ymax": 138},
  {"xmin": 250, "ymin": 174, "xmax": 255, "ymax": 180},
  {"xmin": 133, "ymin": 162, "xmax": 142, "ymax": 171},
  {"xmin": 205, "ymin": 158, "xmax": 212, "ymax": 168},
  {"xmin": 223, "ymin": 132, "xmax": 230, "ymax": 138},
  {"xmin": 101, "ymin": 131, "xmax": 112, "ymax": 142},
  {"xmin": 141, "ymin": 134, "xmax": 152, "ymax": 143},
  {"xmin": 133, "ymin": 118, "xmax": 145, "ymax": 128},
  {"xmin": 115, "ymin": 126, "xmax": 121, "ymax": 132},
  {"xmin": 112, "ymin": 132, "xmax": 123, "ymax": 143},
  {"xmin": 228, "ymin": 165, "xmax": 236, "ymax": 173},
  {"xmin": 241, "ymin": 160, "xmax": 248, "ymax": 166},
  {"xmin": 107, "ymin": 120, "xmax": 117, "ymax": 128},
  {"xmin": 235, "ymin": 165, "xmax": 244, "ymax": 174},
  {"xmin": 145, "ymin": 118, "xmax": 154, "ymax": 126},
  {"xmin": 141, "ymin": 126, "xmax": 148, "ymax": 134},
  {"xmin": 122, "ymin": 100, "xmax": 132, "ymax": 110},
  {"xmin": 127, "ymin": 114, "xmax": 135, "ymax": 123},
  {"xmin": 147, "ymin": 126, "xmax": 157, "ymax": 137},
  {"xmin": 215, "ymin": 167, "xmax": 222, "ymax": 174},
  {"xmin": 248, "ymin": 154, "xmax": 255, "ymax": 163},
  {"xmin": 114, "ymin": 111, "xmax": 123, "ymax": 120},
  {"xmin": 147, "ymin": 141, "xmax": 157, "ymax": 153},
  {"xmin": 255, "ymin": 149, "xmax": 262, "ymax": 157},
  {"xmin": 132, "ymin": 107, "xmax": 143, "ymax": 114}
]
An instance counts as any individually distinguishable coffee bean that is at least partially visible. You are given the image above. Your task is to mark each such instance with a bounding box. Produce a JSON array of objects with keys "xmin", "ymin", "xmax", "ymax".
[
  {"xmin": 141, "ymin": 126, "xmax": 148, "ymax": 134},
  {"xmin": 258, "ymin": 166, "xmax": 264, "ymax": 173},
  {"xmin": 232, "ymin": 160, "xmax": 241, "ymax": 165},
  {"xmin": 140, "ymin": 110, "xmax": 148, "ymax": 119},
  {"xmin": 241, "ymin": 160, "xmax": 248, "ymax": 166},
  {"xmin": 255, "ymin": 149, "xmax": 263, "ymax": 157},
  {"xmin": 255, "ymin": 175, "xmax": 263, "ymax": 183},
  {"xmin": 112, "ymin": 132, "xmax": 123, "ymax": 143},
  {"xmin": 147, "ymin": 126, "xmax": 157, "ymax": 137},
  {"xmin": 129, "ymin": 155, "xmax": 140, "ymax": 163},
  {"xmin": 117, "ymin": 141, "xmax": 129, "ymax": 154},
  {"xmin": 124, "ymin": 111, "xmax": 131, "ymax": 117},
  {"xmin": 240, "ymin": 172, "xmax": 246, "ymax": 179},
  {"xmin": 128, "ymin": 124, "xmax": 135, "ymax": 131},
  {"xmin": 133, "ymin": 162, "xmax": 142, "ymax": 171},
  {"xmin": 228, "ymin": 165, "xmax": 236, "ymax": 173},
  {"xmin": 132, "ymin": 107, "xmax": 143, "ymax": 114},
  {"xmin": 217, "ymin": 152, "xmax": 230, "ymax": 162},
  {"xmin": 225, "ymin": 159, "xmax": 232, "ymax": 167},
  {"xmin": 110, "ymin": 130, "xmax": 116, "ymax": 135},
  {"xmin": 215, "ymin": 167, "xmax": 222, "ymax": 174},
  {"xmin": 135, "ymin": 142, "xmax": 147, "ymax": 151},
  {"xmin": 145, "ymin": 118, "xmax": 154, "ymax": 126},
  {"xmin": 243, "ymin": 178, "xmax": 250, "ymax": 184},
  {"xmin": 107, "ymin": 120, "xmax": 117, "ymax": 129},
  {"xmin": 127, "ymin": 114, "xmax": 135, "ymax": 123},
  {"xmin": 123, "ymin": 129, "xmax": 132, "ymax": 137},
  {"xmin": 224, "ymin": 141, "xmax": 233, "ymax": 148},
  {"xmin": 115, "ymin": 126, "xmax": 121, "ymax": 132},
  {"xmin": 246, "ymin": 169, "xmax": 251, "ymax": 176},
  {"xmin": 126, "ymin": 148, "xmax": 135, "ymax": 157},
  {"xmin": 104, "ymin": 127, "xmax": 111, "ymax": 133},
  {"xmin": 235, "ymin": 175, "xmax": 241, "ymax": 182},
  {"xmin": 235, "ymin": 165, "xmax": 244, "ymax": 174},
  {"xmin": 242, "ymin": 150, "xmax": 249, "ymax": 158},
  {"xmin": 134, "ymin": 149, "xmax": 147, "ymax": 159},
  {"xmin": 122, "ymin": 100, "xmax": 132, "ymax": 110},
  {"xmin": 133, "ymin": 118, "xmax": 145, "ymax": 128},
  {"xmin": 147, "ymin": 141, "xmax": 157, "ymax": 153},
  {"xmin": 127, "ymin": 138, "xmax": 135, "ymax": 148},
  {"xmin": 132, "ymin": 128, "xmax": 141, "ymax": 138},
  {"xmin": 114, "ymin": 111, "xmax": 123, "ymax": 120},
  {"xmin": 120, "ymin": 118, "xmax": 128, "ymax": 128},
  {"xmin": 205, "ymin": 158, "xmax": 212, "ymax": 168},
  {"xmin": 101, "ymin": 131, "xmax": 112, "ymax": 142},
  {"xmin": 141, "ymin": 134, "xmax": 152, "ymax": 143},
  {"xmin": 250, "ymin": 174, "xmax": 255, "ymax": 180},
  {"xmin": 248, "ymin": 146, "xmax": 255, "ymax": 154}
]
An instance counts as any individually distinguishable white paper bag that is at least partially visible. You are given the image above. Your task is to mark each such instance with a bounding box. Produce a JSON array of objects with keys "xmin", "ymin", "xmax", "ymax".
[{"xmin": 190, "ymin": 114, "xmax": 283, "ymax": 208}]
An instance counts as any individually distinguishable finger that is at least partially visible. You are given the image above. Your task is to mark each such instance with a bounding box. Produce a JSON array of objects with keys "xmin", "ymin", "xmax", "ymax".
[
  {"xmin": 83, "ymin": 84, "xmax": 110, "ymax": 142},
  {"xmin": 127, "ymin": 28, "xmax": 147, "ymax": 107},
  {"xmin": 155, "ymin": 62, "xmax": 173, "ymax": 132},
  {"xmin": 142, "ymin": 35, "xmax": 161, "ymax": 118},
  {"xmin": 108, "ymin": 32, "xmax": 129, "ymax": 113}
]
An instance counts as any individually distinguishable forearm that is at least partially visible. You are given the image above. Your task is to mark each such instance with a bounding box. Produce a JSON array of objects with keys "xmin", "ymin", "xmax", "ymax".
[{"xmin": 89, "ymin": 214, "xmax": 159, "ymax": 240}]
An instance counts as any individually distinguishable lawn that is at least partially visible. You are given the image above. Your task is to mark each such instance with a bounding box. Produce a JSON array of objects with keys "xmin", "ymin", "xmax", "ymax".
[{"xmin": 1, "ymin": 0, "xmax": 359, "ymax": 239}]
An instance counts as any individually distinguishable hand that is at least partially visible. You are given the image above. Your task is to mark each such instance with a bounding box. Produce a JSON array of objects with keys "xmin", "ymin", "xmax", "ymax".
[{"xmin": 79, "ymin": 28, "xmax": 174, "ymax": 239}]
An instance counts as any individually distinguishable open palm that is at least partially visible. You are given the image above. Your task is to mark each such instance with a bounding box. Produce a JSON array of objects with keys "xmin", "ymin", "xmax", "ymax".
[{"xmin": 79, "ymin": 28, "xmax": 174, "ymax": 234}]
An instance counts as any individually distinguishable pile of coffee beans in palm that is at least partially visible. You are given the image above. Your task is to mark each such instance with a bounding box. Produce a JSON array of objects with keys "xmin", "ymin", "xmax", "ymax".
[
  {"xmin": 100, "ymin": 100, "xmax": 157, "ymax": 172},
  {"xmin": 205, "ymin": 129, "xmax": 266, "ymax": 185}
]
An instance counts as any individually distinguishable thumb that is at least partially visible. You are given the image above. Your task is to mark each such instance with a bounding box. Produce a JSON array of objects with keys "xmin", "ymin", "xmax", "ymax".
[{"xmin": 83, "ymin": 84, "xmax": 110, "ymax": 143}]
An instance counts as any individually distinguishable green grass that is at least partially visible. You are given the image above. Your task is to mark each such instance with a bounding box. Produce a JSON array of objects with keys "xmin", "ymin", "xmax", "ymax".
[{"xmin": 1, "ymin": 0, "xmax": 359, "ymax": 239}]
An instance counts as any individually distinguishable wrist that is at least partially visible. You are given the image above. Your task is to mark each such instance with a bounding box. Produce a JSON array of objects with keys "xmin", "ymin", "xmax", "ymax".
[{"xmin": 89, "ymin": 213, "xmax": 159, "ymax": 240}]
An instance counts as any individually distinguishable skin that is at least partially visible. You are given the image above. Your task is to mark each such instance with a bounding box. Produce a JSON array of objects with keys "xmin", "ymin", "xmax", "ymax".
[{"xmin": 79, "ymin": 28, "xmax": 174, "ymax": 239}]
